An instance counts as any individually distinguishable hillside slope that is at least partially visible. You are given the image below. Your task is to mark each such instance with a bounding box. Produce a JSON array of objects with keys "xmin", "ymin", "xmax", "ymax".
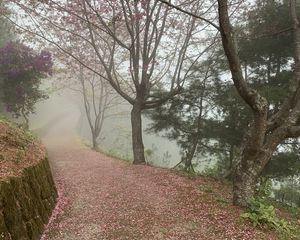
[{"xmin": 0, "ymin": 120, "xmax": 57, "ymax": 240}]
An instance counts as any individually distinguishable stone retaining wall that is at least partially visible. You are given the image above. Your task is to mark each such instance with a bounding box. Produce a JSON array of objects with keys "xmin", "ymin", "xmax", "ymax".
[{"xmin": 0, "ymin": 158, "xmax": 57, "ymax": 240}]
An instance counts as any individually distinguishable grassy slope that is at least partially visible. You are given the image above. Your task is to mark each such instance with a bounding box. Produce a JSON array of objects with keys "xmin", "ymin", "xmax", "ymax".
[{"xmin": 0, "ymin": 120, "xmax": 46, "ymax": 180}]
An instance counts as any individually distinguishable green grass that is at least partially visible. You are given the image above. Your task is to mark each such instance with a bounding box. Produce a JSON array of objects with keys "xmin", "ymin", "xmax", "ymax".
[{"xmin": 95, "ymin": 147, "xmax": 132, "ymax": 164}]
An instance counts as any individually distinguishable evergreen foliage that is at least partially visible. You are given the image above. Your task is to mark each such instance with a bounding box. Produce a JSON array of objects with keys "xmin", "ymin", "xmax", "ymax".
[{"xmin": 146, "ymin": 62, "xmax": 215, "ymax": 171}]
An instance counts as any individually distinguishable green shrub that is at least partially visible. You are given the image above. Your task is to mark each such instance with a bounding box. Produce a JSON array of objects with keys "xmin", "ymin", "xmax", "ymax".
[
  {"xmin": 201, "ymin": 164, "xmax": 220, "ymax": 178},
  {"xmin": 241, "ymin": 198, "xmax": 291, "ymax": 231},
  {"xmin": 0, "ymin": 119, "xmax": 34, "ymax": 148},
  {"xmin": 241, "ymin": 178, "xmax": 293, "ymax": 233}
]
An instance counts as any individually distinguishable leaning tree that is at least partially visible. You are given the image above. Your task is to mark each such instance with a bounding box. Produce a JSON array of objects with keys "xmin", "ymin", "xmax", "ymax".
[
  {"xmin": 158, "ymin": 0, "xmax": 300, "ymax": 207},
  {"xmin": 217, "ymin": 0, "xmax": 300, "ymax": 206}
]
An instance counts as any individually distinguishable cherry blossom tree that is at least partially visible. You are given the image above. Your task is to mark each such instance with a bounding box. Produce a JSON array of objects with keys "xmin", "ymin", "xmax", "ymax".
[
  {"xmin": 52, "ymin": 34, "xmax": 125, "ymax": 150},
  {"xmin": 7, "ymin": 0, "xmax": 209, "ymax": 164},
  {"xmin": 61, "ymin": 61, "xmax": 123, "ymax": 151}
]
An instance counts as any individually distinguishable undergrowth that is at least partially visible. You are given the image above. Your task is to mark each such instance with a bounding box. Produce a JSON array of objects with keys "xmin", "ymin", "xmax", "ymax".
[
  {"xmin": 241, "ymin": 178, "xmax": 299, "ymax": 239},
  {"xmin": 0, "ymin": 119, "xmax": 35, "ymax": 149},
  {"xmin": 96, "ymin": 147, "xmax": 132, "ymax": 164}
]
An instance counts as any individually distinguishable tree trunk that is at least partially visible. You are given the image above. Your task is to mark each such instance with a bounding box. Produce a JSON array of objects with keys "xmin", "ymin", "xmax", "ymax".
[
  {"xmin": 229, "ymin": 144, "xmax": 234, "ymax": 169},
  {"xmin": 281, "ymin": 193, "xmax": 285, "ymax": 203},
  {"xmin": 184, "ymin": 154, "xmax": 194, "ymax": 173},
  {"xmin": 232, "ymin": 140, "xmax": 277, "ymax": 206},
  {"xmin": 233, "ymin": 165, "xmax": 257, "ymax": 207},
  {"xmin": 21, "ymin": 108, "xmax": 29, "ymax": 130},
  {"xmin": 223, "ymin": 145, "xmax": 235, "ymax": 180},
  {"xmin": 267, "ymin": 55, "xmax": 271, "ymax": 83},
  {"xmin": 184, "ymin": 141, "xmax": 198, "ymax": 173},
  {"xmin": 23, "ymin": 116, "xmax": 29, "ymax": 130},
  {"xmin": 131, "ymin": 102, "xmax": 146, "ymax": 165},
  {"xmin": 276, "ymin": 57, "xmax": 281, "ymax": 76},
  {"xmin": 92, "ymin": 132, "xmax": 98, "ymax": 150}
]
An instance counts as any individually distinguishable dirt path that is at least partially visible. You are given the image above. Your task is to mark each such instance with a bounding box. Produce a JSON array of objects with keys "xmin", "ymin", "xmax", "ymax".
[{"xmin": 40, "ymin": 114, "xmax": 275, "ymax": 240}]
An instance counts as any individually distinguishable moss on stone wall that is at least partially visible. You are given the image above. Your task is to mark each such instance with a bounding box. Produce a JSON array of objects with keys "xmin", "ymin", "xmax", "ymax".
[{"xmin": 0, "ymin": 158, "xmax": 57, "ymax": 240}]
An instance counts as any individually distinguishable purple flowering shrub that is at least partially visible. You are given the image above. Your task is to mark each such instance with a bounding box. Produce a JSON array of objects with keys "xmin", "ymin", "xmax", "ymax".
[{"xmin": 0, "ymin": 42, "xmax": 53, "ymax": 128}]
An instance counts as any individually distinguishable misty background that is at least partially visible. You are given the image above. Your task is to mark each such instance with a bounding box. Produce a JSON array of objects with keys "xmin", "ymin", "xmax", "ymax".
[{"xmin": 28, "ymin": 83, "xmax": 214, "ymax": 170}]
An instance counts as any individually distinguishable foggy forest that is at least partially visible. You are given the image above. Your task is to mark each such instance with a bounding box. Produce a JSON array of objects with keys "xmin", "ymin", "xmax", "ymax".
[{"xmin": 1, "ymin": 0, "xmax": 300, "ymax": 239}]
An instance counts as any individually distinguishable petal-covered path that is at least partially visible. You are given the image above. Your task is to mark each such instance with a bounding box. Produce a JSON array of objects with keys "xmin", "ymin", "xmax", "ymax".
[{"xmin": 40, "ymin": 114, "xmax": 276, "ymax": 240}]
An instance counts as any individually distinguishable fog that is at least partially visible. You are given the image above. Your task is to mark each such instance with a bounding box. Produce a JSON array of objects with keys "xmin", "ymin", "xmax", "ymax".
[{"xmin": 28, "ymin": 86, "xmax": 186, "ymax": 168}]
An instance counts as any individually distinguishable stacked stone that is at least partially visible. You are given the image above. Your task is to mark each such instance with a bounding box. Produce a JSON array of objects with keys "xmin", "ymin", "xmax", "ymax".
[{"xmin": 0, "ymin": 159, "xmax": 57, "ymax": 240}]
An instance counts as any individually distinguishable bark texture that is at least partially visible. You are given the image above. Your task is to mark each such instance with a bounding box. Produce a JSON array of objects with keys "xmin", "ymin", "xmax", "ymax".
[
  {"xmin": 131, "ymin": 101, "xmax": 145, "ymax": 165},
  {"xmin": 217, "ymin": 0, "xmax": 300, "ymax": 206}
]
